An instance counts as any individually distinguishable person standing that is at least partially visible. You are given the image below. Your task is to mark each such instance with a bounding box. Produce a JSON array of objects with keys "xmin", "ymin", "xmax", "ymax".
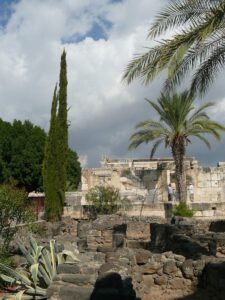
[{"xmin": 168, "ymin": 184, "xmax": 173, "ymax": 202}]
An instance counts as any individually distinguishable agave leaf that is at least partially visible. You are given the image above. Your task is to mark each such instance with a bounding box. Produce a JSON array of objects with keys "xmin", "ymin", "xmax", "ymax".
[
  {"xmin": 28, "ymin": 234, "xmax": 38, "ymax": 253},
  {"xmin": 37, "ymin": 264, "xmax": 51, "ymax": 286},
  {"xmin": 17, "ymin": 238, "xmax": 34, "ymax": 266},
  {"xmin": 49, "ymin": 240, "xmax": 56, "ymax": 277},
  {"xmin": 0, "ymin": 263, "xmax": 32, "ymax": 286},
  {"xmin": 56, "ymin": 253, "xmax": 63, "ymax": 265},
  {"xmin": 0, "ymin": 274, "xmax": 16, "ymax": 284},
  {"xmin": 40, "ymin": 248, "xmax": 53, "ymax": 279},
  {"xmin": 61, "ymin": 250, "xmax": 80, "ymax": 262},
  {"xmin": 2, "ymin": 295, "xmax": 17, "ymax": 300},
  {"xmin": 15, "ymin": 290, "xmax": 26, "ymax": 300},
  {"xmin": 25, "ymin": 286, "xmax": 47, "ymax": 297},
  {"xmin": 30, "ymin": 264, "xmax": 39, "ymax": 287},
  {"xmin": 28, "ymin": 235, "xmax": 43, "ymax": 261}
]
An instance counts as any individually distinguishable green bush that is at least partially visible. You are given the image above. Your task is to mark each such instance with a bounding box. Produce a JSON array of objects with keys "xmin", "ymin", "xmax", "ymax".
[
  {"xmin": 86, "ymin": 185, "xmax": 125, "ymax": 217},
  {"xmin": 0, "ymin": 184, "xmax": 35, "ymax": 251},
  {"xmin": 173, "ymin": 203, "xmax": 194, "ymax": 218}
]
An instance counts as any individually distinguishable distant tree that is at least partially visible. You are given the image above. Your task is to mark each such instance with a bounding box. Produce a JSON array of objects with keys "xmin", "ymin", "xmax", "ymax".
[
  {"xmin": 0, "ymin": 117, "xmax": 80, "ymax": 194},
  {"xmin": 43, "ymin": 50, "xmax": 70, "ymax": 221},
  {"xmin": 0, "ymin": 119, "xmax": 46, "ymax": 191},
  {"xmin": 129, "ymin": 91, "xmax": 225, "ymax": 202},
  {"xmin": 10, "ymin": 120, "xmax": 46, "ymax": 191}
]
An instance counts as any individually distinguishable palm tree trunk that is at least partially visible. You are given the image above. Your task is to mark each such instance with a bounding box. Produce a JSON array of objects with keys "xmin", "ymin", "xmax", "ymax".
[{"xmin": 172, "ymin": 141, "xmax": 187, "ymax": 203}]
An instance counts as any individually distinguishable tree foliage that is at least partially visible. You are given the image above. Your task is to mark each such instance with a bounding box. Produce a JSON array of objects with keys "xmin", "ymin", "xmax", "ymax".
[
  {"xmin": 129, "ymin": 91, "xmax": 225, "ymax": 202},
  {"xmin": 0, "ymin": 119, "xmax": 46, "ymax": 192},
  {"xmin": 0, "ymin": 118, "xmax": 80, "ymax": 193},
  {"xmin": 43, "ymin": 50, "xmax": 70, "ymax": 221},
  {"xmin": 123, "ymin": 0, "xmax": 225, "ymax": 95}
]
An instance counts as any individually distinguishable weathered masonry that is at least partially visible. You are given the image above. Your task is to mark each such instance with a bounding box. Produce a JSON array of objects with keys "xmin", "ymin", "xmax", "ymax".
[
  {"xmin": 64, "ymin": 156, "xmax": 225, "ymax": 219},
  {"xmin": 82, "ymin": 156, "xmax": 225, "ymax": 203}
]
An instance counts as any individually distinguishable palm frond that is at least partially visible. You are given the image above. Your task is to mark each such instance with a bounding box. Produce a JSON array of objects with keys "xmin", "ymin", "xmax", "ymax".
[
  {"xmin": 190, "ymin": 43, "xmax": 225, "ymax": 94},
  {"xmin": 164, "ymin": 33, "xmax": 225, "ymax": 92},
  {"xmin": 189, "ymin": 102, "xmax": 215, "ymax": 122},
  {"xmin": 150, "ymin": 139, "xmax": 164, "ymax": 158},
  {"xmin": 149, "ymin": 0, "xmax": 223, "ymax": 38},
  {"xmin": 124, "ymin": 0, "xmax": 225, "ymax": 94},
  {"xmin": 191, "ymin": 133, "xmax": 212, "ymax": 149}
]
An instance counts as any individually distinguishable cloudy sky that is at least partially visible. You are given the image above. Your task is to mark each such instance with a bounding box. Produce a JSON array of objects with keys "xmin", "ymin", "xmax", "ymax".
[{"xmin": 0, "ymin": 0, "xmax": 225, "ymax": 167}]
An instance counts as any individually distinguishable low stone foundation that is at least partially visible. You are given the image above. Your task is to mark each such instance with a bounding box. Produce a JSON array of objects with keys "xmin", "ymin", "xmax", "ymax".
[
  {"xmin": 9, "ymin": 215, "xmax": 225, "ymax": 299},
  {"xmin": 42, "ymin": 216, "xmax": 225, "ymax": 299},
  {"xmin": 63, "ymin": 202, "xmax": 225, "ymax": 220}
]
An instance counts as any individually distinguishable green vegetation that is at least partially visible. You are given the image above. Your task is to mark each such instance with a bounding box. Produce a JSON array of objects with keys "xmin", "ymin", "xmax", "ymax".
[
  {"xmin": 129, "ymin": 91, "xmax": 225, "ymax": 202},
  {"xmin": 123, "ymin": 0, "xmax": 225, "ymax": 96},
  {"xmin": 0, "ymin": 184, "xmax": 35, "ymax": 288},
  {"xmin": 57, "ymin": 50, "xmax": 68, "ymax": 201},
  {"xmin": 43, "ymin": 50, "xmax": 70, "ymax": 221},
  {"xmin": 86, "ymin": 185, "xmax": 127, "ymax": 217},
  {"xmin": 0, "ymin": 235, "xmax": 79, "ymax": 299},
  {"xmin": 0, "ymin": 118, "xmax": 80, "ymax": 192},
  {"xmin": 0, "ymin": 119, "xmax": 46, "ymax": 192},
  {"xmin": 0, "ymin": 184, "xmax": 34, "ymax": 252},
  {"xmin": 173, "ymin": 203, "xmax": 194, "ymax": 218}
]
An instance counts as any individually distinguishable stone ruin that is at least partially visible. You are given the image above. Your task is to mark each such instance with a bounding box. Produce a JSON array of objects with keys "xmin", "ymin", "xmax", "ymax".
[
  {"xmin": 64, "ymin": 156, "xmax": 225, "ymax": 219},
  {"xmin": 11, "ymin": 215, "xmax": 225, "ymax": 300}
]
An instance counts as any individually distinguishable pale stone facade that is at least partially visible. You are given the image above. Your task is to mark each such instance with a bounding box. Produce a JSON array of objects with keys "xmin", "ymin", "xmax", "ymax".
[
  {"xmin": 27, "ymin": 156, "xmax": 225, "ymax": 220},
  {"xmin": 81, "ymin": 156, "xmax": 225, "ymax": 204}
]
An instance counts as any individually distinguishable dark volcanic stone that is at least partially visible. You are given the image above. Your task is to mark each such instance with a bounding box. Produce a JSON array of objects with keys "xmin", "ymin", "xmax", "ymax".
[
  {"xmin": 113, "ymin": 233, "xmax": 124, "ymax": 248},
  {"xmin": 163, "ymin": 260, "xmax": 178, "ymax": 275},
  {"xmin": 99, "ymin": 262, "xmax": 116, "ymax": 274},
  {"xmin": 57, "ymin": 263, "xmax": 80, "ymax": 274},
  {"xmin": 61, "ymin": 274, "xmax": 96, "ymax": 285},
  {"xmin": 77, "ymin": 239, "xmax": 88, "ymax": 252},
  {"xmin": 210, "ymin": 221, "xmax": 225, "ymax": 232},
  {"xmin": 97, "ymin": 246, "xmax": 116, "ymax": 253}
]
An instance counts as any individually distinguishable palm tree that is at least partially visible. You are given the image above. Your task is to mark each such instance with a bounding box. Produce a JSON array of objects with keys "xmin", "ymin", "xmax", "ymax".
[
  {"xmin": 123, "ymin": 0, "xmax": 225, "ymax": 96},
  {"xmin": 129, "ymin": 91, "xmax": 225, "ymax": 202}
]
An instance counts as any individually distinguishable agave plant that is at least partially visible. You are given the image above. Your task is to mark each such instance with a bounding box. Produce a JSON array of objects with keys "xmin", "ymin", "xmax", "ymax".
[{"xmin": 0, "ymin": 235, "xmax": 79, "ymax": 299}]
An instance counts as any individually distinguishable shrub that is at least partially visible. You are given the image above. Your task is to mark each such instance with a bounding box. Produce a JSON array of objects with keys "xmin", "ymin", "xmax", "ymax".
[
  {"xmin": 173, "ymin": 203, "xmax": 194, "ymax": 218},
  {"xmin": 0, "ymin": 184, "xmax": 35, "ymax": 251},
  {"xmin": 86, "ymin": 185, "xmax": 125, "ymax": 217}
]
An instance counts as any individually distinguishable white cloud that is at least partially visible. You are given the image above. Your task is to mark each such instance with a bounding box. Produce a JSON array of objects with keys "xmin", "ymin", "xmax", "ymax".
[{"xmin": 0, "ymin": 0, "xmax": 224, "ymax": 167}]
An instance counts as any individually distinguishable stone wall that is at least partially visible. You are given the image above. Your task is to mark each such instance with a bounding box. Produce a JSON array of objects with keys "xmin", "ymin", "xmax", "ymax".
[
  {"xmin": 46, "ymin": 214, "xmax": 225, "ymax": 299},
  {"xmin": 37, "ymin": 215, "xmax": 225, "ymax": 300}
]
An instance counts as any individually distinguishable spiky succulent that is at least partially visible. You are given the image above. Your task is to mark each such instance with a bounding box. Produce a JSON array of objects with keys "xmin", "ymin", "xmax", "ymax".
[{"xmin": 0, "ymin": 235, "xmax": 79, "ymax": 299}]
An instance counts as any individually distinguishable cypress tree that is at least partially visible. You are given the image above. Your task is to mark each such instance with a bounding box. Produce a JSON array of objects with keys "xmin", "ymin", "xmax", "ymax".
[
  {"xmin": 43, "ymin": 49, "xmax": 69, "ymax": 221},
  {"xmin": 43, "ymin": 86, "xmax": 62, "ymax": 221},
  {"xmin": 57, "ymin": 50, "xmax": 68, "ymax": 215}
]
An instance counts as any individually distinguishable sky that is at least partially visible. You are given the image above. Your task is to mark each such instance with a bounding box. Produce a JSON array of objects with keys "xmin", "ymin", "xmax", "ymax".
[{"xmin": 0, "ymin": 0, "xmax": 225, "ymax": 168}]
